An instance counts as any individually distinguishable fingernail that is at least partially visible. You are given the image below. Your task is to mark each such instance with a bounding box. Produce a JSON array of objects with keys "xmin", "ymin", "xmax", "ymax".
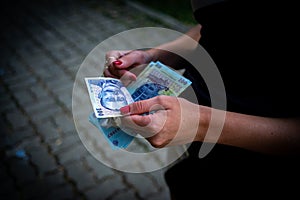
[
  {"xmin": 120, "ymin": 105, "xmax": 130, "ymax": 115},
  {"xmin": 113, "ymin": 60, "xmax": 122, "ymax": 65}
]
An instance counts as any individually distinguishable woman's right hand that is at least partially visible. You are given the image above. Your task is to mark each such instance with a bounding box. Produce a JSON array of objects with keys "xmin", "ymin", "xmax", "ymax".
[{"xmin": 103, "ymin": 50, "xmax": 153, "ymax": 81}]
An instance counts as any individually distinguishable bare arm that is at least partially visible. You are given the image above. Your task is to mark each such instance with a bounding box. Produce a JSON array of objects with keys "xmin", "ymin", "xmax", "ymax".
[
  {"xmin": 120, "ymin": 96, "xmax": 300, "ymax": 157},
  {"xmin": 199, "ymin": 105, "xmax": 300, "ymax": 156},
  {"xmin": 146, "ymin": 24, "xmax": 202, "ymax": 65},
  {"xmin": 104, "ymin": 24, "xmax": 202, "ymax": 78}
]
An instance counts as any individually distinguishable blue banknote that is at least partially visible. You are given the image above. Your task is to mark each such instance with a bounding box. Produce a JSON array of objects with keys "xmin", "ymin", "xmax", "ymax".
[
  {"xmin": 85, "ymin": 77, "xmax": 134, "ymax": 118},
  {"xmin": 88, "ymin": 112, "xmax": 134, "ymax": 149},
  {"xmin": 87, "ymin": 61, "xmax": 192, "ymax": 149}
]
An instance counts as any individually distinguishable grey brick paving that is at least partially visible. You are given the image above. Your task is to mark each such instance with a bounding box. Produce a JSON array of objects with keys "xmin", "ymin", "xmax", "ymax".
[{"xmin": 0, "ymin": 0, "xmax": 192, "ymax": 199}]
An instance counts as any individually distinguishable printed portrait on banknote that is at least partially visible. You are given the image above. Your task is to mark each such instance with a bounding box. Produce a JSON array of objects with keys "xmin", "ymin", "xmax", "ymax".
[{"xmin": 85, "ymin": 77, "xmax": 134, "ymax": 118}]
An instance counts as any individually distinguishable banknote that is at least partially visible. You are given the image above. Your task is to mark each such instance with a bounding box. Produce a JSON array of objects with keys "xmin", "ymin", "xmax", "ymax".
[
  {"xmin": 87, "ymin": 61, "xmax": 192, "ymax": 149},
  {"xmin": 85, "ymin": 77, "xmax": 134, "ymax": 118},
  {"xmin": 88, "ymin": 112, "xmax": 134, "ymax": 149},
  {"xmin": 127, "ymin": 61, "xmax": 192, "ymax": 101}
]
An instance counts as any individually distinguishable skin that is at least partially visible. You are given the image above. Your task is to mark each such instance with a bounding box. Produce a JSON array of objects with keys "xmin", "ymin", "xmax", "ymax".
[{"xmin": 104, "ymin": 24, "xmax": 300, "ymax": 157}]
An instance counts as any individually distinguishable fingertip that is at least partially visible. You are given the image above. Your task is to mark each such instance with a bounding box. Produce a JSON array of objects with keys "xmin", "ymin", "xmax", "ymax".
[
  {"xmin": 120, "ymin": 105, "xmax": 130, "ymax": 115},
  {"xmin": 120, "ymin": 71, "xmax": 137, "ymax": 86},
  {"xmin": 113, "ymin": 60, "xmax": 122, "ymax": 66},
  {"xmin": 113, "ymin": 59, "xmax": 127, "ymax": 69},
  {"xmin": 126, "ymin": 72, "xmax": 137, "ymax": 81}
]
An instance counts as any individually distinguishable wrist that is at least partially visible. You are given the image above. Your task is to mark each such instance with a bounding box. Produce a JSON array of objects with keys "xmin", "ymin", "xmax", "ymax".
[{"xmin": 196, "ymin": 105, "xmax": 212, "ymax": 142}]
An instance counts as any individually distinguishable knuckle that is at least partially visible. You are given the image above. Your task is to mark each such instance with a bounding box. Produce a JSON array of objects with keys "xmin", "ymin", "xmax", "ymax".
[
  {"xmin": 156, "ymin": 95, "xmax": 165, "ymax": 105},
  {"xmin": 132, "ymin": 101, "xmax": 146, "ymax": 113},
  {"xmin": 156, "ymin": 95, "xmax": 174, "ymax": 107},
  {"xmin": 149, "ymin": 137, "xmax": 167, "ymax": 148}
]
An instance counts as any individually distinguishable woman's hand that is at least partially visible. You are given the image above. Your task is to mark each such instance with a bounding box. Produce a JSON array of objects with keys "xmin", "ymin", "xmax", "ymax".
[
  {"xmin": 103, "ymin": 50, "xmax": 153, "ymax": 81},
  {"xmin": 119, "ymin": 96, "xmax": 204, "ymax": 148}
]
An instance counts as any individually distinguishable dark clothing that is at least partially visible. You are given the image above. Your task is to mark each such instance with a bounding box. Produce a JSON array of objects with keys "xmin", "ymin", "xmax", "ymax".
[
  {"xmin": 165, "ymin": 0, "xmax": 300, "ymax": 199},
  {"xmin": 193, "ymin": 0, "xmax": 300, "ymax": 117}
]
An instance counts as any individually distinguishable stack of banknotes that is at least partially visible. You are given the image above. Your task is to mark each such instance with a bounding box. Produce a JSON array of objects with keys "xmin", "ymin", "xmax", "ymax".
[{"xmin": 85, "ymin": 61, "xmax": 192, "ymax": 149}]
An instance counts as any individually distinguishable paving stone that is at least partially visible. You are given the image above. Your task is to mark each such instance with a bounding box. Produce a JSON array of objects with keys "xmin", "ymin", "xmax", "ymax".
[
  {"xmin": 64, "ymin": 161, "xmax": 97, "ymax": 191},
  {"xmin": 42, "ymin": 184, "xmax": 77, "ymax": 200},
  {"xmin": 51, "ymin": 79, "xmax": 74, "ymax": 96},
  {"xmin": 49, "ymin": 132, "xmax": 81, "ymax": 154},
  {"xmin": 22, "ymin": 98, "xmax": 62, "ymax": 123},
  {"xmin": 16, "ymin": 40, "xmax": 43, "ymax": 62},
  {"xmin": 0, "ymin": 0, "xmax": 190, "ymax": 199},
  {"xmin": 6, "ymin": 74, "xmax": 38, "ymax": 91},
  {"xmin": 111, "ymin": 189, "xmax": 137, "ymax": 200},
  {"xmin": 32, "ymin": 110, "xmax": 65, "ymax": 125},
  {"xmin": 51, "ymin": 44, "xmax": 81, "ymax": 62},
  {"xmin": 0, "ymin": 94, "xmax": 17, "ymax": 113},
  {"xmin": 4, "ymin": 126, "xmax": 35, "ymax": 146},
  {"xmin": 57, "ymin": 143, "xmax": 89, "ymax": 165},
  {"xmin": 7, "ymin": 57, "xmax": 30, "ymax": 76},
  {"xmin": 85, "ymin": 175, "xmax": 126, "ymax": 200},
  {"xmin": 12, "ymin": 89, "xmax": 36, "ymax": 107},
  {"xmin": 85, "ymin": 155, "xmax": 116, "ymax": 180},
  {"xmin": 0, "ymin": 164, "xmax": 19, "ymax": 198},
  {"xmin": 32, "ymin": 61, "xmax": 60, "ymax": 81},
  {"xmin": 6, "ymin": 110, "xmax": 29, "ymax": 131},
  {"xmin": 125, "ymin": 173, "xmax": 160, "ymax": 199},
  {"xmin": 36, "ymin": 120, "xmax": 60, "ymax": 143},
  {"xmin": 8, "ymin": 158, "xmax": 37, "ymax": 185},
  {"xmin": 21, "ymin": 172, "xmax": 68, "ymax": 200},
  {"xmin": 29, "ymin": 83, "xmax": 50, "ymax": 100},
  {"xmin": 28, "ymin": 145, "xmax": 57, "ymax": 175},
  {"xmin": 57, "ymin": 92, "xmax": 73, "ymax": 112},
  {"xmin": 53, "ymin": 113, "xmax": 76, "ymax": 135},
  {"xmin": 146, "ymin": 191, "xmax": 171, "ymax": 200},
  {"xmin": 22, "ymin": 97, "xmax": 55, "ymax": 115}
]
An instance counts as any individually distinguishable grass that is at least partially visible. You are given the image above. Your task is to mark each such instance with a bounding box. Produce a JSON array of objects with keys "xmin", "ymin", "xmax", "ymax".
[{"xmin": 132, "ymin": 0, "xmax": 197, "ymax": 25}]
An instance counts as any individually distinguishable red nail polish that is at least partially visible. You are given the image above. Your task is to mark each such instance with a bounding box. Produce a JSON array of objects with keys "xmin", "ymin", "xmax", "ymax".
[
  {"xmin": 120, "ymin": 105, "xmax": 130, "ymax": 114},
  {"xmin": 113, "ymin": 60, "xmax": 122, "ymax": 65}
]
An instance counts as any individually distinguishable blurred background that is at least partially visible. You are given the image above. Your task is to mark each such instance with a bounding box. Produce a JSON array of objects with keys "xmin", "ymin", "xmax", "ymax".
[{"xmin": 0, "ymin": 0, "xmax": 196, "ymax": 200}]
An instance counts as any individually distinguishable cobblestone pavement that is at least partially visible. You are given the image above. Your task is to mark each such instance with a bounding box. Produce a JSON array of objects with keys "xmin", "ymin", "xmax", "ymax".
[{"xmin": 0, "ymin": 0, "xmax": 191, "ymax": 199}]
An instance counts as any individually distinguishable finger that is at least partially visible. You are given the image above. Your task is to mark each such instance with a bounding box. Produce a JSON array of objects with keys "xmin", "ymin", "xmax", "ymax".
[
  {"xmin": 103, "ymin": 68, "xmax": 119, "ymax": 78},
  {"xmin": 108, "ymin": 64, "xmax": 137, "ymax": 80},
  {"xmin": 105, "ymin": 50, "xmax": 132, "ymax": 68},
  {"xmin": 129, "ymin": 114, "xmax": 152, "ymax": 127},
  {"xmin": 115, "ymin": 50, "xmax": 148, "ymax": 69},
  {"xmin": 119, "ymin": 114, "xmax": 152, "ymax": 137},
  {"xmin": 121, "ymin": 110, "xmax": 167, "ymax": 139},
  {"xmin": 121, "ymin": 113, "xmax": 154, "ymax": 138},
  {"xmin": 120, "ymin": 96, "xmax": 172, "ymax": 115},
  {"xmin": 119, "ymin": 71, "xmax": 137, "ymax": 86},
  {"xmin": 105, "ymin": 50, "xmax": 132, "ymax": 61},
  {"xmin": 105, "ymin": 56, "xmax": 117, "ymax": 67}
]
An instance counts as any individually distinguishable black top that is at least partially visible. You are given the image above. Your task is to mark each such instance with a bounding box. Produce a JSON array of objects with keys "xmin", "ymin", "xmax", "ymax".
[
  {"xmin": 165, "ymin": 3, "xmax": 300, "ymax": 198},
  {"xmin": 191, "ymin": 0, "xmax": 300, "ymax": 117}
]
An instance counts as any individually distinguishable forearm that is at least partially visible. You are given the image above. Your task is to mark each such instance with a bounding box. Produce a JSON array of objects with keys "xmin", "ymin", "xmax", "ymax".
[
  {"xmin": 198, "ymin": 105, "xmax": 300, "ymax": 156},
  {"xmin": 145, "ymin": 24, "xmax": 202, "ymax": 68}
]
